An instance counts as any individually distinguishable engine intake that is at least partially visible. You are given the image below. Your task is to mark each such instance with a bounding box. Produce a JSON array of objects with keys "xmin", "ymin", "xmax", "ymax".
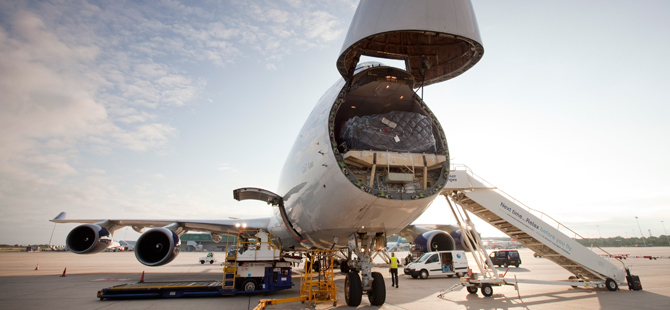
[
  {"xmin": 66, "ymin": 224, "xmax": 112, "ymax": 254},
  {"xmin": 412, "ymin": 230, "xmax": 456, "ymax": 253},
  {"xmin": 135, "ymin": 227, "xmax": 181, "ymax": 266}
]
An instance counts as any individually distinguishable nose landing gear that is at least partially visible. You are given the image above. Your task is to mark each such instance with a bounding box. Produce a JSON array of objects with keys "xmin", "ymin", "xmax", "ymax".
[{"xmin": 344, "ymin": 232, "xmax": 387, "ymax": 307}]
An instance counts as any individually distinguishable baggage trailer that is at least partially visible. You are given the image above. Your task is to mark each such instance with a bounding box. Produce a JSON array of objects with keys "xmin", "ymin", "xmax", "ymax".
[{"xmin": 97, "ymin": 229, "xmax": 295, "ymax": 300}]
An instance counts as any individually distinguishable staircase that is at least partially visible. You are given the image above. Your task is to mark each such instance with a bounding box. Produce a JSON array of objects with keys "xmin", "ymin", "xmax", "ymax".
[
  {"xmin": 442, "ymin": 165, "xmax": 627, "ymax": 283},
  {"xmin": 222, "ymin": 238, "xmax": 239, "ymax": 289}
]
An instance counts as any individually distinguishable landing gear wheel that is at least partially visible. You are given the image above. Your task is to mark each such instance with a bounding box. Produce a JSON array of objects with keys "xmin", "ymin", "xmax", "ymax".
[
  {"xmin": 420, "ymin": 270, "xmax": 428, "ymax": 279},
  {"xmin": 340, "ymin": 260, "xmax": 350, "ymax": 273},
  {"xmin": 345, "ymin": 272, "xmax": 362, "ymax": 307},
  {"xmin": 481, "ymin": 284, "xmax": 493, "ymax": 297},
  {"xmin": 368, "ymin": 272, "xmax": 386, "ymax": 305},
  {"xmin": 606, "ymin": 278, "xmax": 618, "ymax": 291},
  {"xmin": 241, "ymin": 279, "xmax": 257, "ymax": 292},
  {"xmin": 467, "ymin": 286, "xmax": 478, "ymax": 294}
]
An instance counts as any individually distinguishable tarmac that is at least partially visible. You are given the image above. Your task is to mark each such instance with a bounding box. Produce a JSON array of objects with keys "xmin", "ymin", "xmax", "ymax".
[{"xmin": 1, "ymin": 247, "xmax": 669, "ymax": 310}]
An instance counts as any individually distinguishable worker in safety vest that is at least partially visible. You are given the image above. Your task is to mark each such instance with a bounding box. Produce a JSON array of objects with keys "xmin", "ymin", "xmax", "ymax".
[{"xmin": 389, "ymin": 252, "xmax": 399, "ymax": 288}]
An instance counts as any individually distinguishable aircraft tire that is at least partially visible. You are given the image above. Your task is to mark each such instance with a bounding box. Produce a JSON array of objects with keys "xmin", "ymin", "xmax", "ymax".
[
  {"xmin": 481, "ymin": 284, "xmax": 493, "ymax": 297},
  {"xmin": 368, "ymin": 272, "xmax": 386, "ymax": 306},
  {"xmin": 345, "ymin": 272, "xmax": 362, "ymax": 307},
  {"xmin": 606, "ymin": 278, "xmax": 618, "ymax": 291}
]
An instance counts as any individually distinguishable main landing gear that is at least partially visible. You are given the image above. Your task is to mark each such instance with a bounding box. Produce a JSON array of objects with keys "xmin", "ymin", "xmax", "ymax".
[{"xmin": 344, "ymin": 233, "xmax": 386, "ymax": 307}]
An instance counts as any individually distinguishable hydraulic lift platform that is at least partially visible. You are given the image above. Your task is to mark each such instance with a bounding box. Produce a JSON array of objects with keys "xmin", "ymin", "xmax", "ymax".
[{"xmin": 97, "ymin": 229, "xmax": 294, "ymax": 300}]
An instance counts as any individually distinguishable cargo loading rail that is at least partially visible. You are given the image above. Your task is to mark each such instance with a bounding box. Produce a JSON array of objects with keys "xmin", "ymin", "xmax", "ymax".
[{"xmin": 437, "ymin": 165, "xmax": 642, "ymax": 297}]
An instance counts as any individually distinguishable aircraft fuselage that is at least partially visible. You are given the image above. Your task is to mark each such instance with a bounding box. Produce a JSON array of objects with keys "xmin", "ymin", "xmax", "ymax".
[{"xmin": 270, "ymin": 64, "xmax": 450, "ymax": 250}]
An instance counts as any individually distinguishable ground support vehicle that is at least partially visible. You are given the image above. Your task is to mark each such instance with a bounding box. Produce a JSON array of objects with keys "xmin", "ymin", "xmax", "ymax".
[
  {"xmin": 404, "ymin": 250, "xmax": 468, "ymax": 279},
  {"xmin": 199, "ymin": 252, "xmax": 217, "ymax": 264},
  {"xmin": 437, "ymin": 167, "xmax": 643, "ymax": 299},
  {"xmin": 489, "ymin": 250, "xmax": 521, "ymax": 268},
  {"xmin": 97, "ymin": 230, "xmax": 293, "ymax": 300}
]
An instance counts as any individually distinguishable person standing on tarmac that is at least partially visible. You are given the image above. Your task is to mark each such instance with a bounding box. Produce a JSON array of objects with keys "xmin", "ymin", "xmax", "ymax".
[{"xmin": 390, "ymin": 252, "xmax": 399, "ymax": 288}]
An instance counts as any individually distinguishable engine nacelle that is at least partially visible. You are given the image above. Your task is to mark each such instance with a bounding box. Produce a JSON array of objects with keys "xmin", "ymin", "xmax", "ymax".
[
  {"xmin": 135, "ymin": 227, "xmax": 181, "ymax": 266},
  {"xmin": 66, "ymin": 224, "xmax": 112, "ymax": 254},
  {"xmin": 412, "ymin": 230, "xmax": 456, "ymax": 253},
  {"xmin": 450, "ymin": 229, "xmax": 479, "ymax": 251}
]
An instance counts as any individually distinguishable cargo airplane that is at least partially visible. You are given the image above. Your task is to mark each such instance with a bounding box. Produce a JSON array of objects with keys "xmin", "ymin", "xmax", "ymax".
[{"xmin": 51, "ymin": 0, "xmax": 485, "ymax": 306}]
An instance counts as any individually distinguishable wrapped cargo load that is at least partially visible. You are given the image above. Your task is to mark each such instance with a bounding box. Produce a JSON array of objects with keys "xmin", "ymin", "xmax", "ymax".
[{"xmin": 341, "ymin": 111, "xmax": 437, "ymax": 153}]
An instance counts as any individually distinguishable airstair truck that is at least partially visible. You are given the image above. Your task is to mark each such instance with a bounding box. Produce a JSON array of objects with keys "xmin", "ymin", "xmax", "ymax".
[
  {"xmin": 97, "ymin": 230, "xmax": 294, "ymax": 299},
  {"xmin": 437, "ymin": 166, "xmax": 641, "ymax": 297}
]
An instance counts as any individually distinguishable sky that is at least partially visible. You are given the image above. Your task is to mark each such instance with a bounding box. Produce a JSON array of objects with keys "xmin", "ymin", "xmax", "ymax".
[{"xmin": 1, "ymin": 0, "xmax": 669, "ymax": 245}]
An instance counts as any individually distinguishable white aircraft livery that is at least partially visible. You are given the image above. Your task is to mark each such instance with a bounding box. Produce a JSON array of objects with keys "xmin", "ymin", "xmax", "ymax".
[{"xmin": 51, "ymin": 0, "xmax": 485, "ymax": 306}]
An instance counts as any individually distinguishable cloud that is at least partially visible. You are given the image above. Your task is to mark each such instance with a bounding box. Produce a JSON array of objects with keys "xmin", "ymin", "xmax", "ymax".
[
  {"xmin": 218, "ymin": 163, "xmax": 238, "ymax": 172},
  {"xmin": 304, "ymin": 11, "xmax": 343, "ymax": 42},
  {"xmin": 0, "ymin": 0, "xmax": 358, "ymax": 244}
]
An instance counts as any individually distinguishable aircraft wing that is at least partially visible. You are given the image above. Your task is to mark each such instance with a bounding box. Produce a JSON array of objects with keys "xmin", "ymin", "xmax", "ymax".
[
  {"xmin": 413, "ymin": 224, "xmax": 460, "ymax": 233},
  {"xmin": 50, "ymin": 212, "xmax": 272, "ymax": 235}
]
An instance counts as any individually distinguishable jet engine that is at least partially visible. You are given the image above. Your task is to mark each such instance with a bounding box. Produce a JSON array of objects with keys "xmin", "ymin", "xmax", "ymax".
[
  {"xmin": 66, "ymin": 224, "xmax": 112, "ymax": 254},
  {"xmin": 400, "ymin": 224, "xmax": 480, "ymax": 256},
  {"xmin": 134, "ymin": 227, "xmax": 181, "ymax": 266},
  {"xmin": 449, "ymin": 228, "xmax": 479, "ymax": 251},
  {"xmin": 411, "ymin": 230, "xmax": 456, "ymax": 253}
]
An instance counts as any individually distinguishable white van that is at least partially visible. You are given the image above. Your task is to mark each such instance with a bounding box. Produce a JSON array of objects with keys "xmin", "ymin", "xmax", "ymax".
[{"xmin": 404, "ymin": 250, "xmax": 468, "ymax": 279}]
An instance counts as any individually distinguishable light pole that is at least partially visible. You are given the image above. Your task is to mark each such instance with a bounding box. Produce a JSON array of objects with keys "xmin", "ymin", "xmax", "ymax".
[
  {"xmin": 635, "ymin": 216, "xmax": 647, "ymax": 246},
  {"xmin": 662, "ymin": 221, "xmax": 670, "ymax": 246},
  {"xmin": 597, "ymin": 225, "xmax": 603, "ymax": 246}
]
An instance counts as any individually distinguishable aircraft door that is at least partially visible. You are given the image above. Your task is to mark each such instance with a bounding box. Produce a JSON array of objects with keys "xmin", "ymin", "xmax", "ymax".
[{"xmin": 233, "ymin": 187, "xmax": 305, "ymax": 242}]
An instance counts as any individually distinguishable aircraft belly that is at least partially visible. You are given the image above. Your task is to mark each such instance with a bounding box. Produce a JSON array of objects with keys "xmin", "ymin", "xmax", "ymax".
[{"xmin": 290, "ymin": 166, "xmax": 438, "ymax": 248}]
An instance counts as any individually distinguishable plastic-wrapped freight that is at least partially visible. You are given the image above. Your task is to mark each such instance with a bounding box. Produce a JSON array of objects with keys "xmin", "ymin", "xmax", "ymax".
[{"xmin": 341, "ymin": 111, "xmax": 437, "ymax": 153}]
